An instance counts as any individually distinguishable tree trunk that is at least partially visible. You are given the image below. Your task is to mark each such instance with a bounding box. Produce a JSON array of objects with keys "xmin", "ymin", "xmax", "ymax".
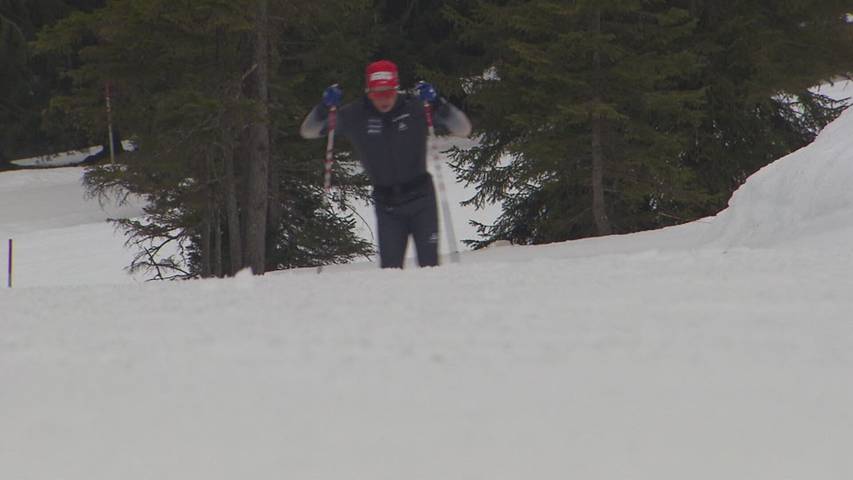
[
  {"xmin": 591, "ymin": 7, "xmax": 612, "ymax": 236},
  {"xmin": 267, "ymin": 133, "xmax": 283, "ymax": 260},
  {"xmin": 239, "ymin": 140, "xmax": 250, "ymax": 267},
  {"xmin": 200, "ymin": 203, "xmax": 212, "ymax": 278},
  {"xmin": 200, "ymin": 152, "xmax": 215, "ymax": 278},
  {"xmin": 213, "ymin": 207, "xmax": 223, "ymax": 278},
  {"xmin": 244, "ymin": 0, "xmax": 271, "ymax": 275},
  {"xmin": 590, "ymin": 112, "xmax": 611, "ymax": 235},
  {"xmin": 223, "ymin": 147, "xmax": 243, "ymax": 275}
]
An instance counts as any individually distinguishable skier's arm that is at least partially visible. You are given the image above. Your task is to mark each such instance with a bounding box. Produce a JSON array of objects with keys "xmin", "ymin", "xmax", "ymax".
[
  {"xmin": 414, "ymin": 81, "xmax": 471, "ymax": 138},
  {"xmin": 299, "ymin": 104, "xmax": 330, "ymax": 139},
  {"xmin": 300, "ymin": 84, "xmax": 344, "ymax": 139},
  {"xmin": 432, "ymin": 98, "xmax": 472, "ymax": 138}
]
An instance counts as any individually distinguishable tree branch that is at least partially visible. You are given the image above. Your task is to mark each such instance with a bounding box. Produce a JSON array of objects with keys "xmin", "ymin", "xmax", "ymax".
[{"xmin": 0, "ymin": 12, "xmax": 27, "ymax": 42}]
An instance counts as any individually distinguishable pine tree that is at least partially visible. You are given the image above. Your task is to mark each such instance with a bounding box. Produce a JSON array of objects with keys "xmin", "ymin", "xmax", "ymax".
[
  {"xmin": 679, "ymin": 0, "xmax": 853, "ymax": 210},
  {"xmin": 0, "ymin": 1, "xmax": 29, "ymax": 167},
  {"xmin": 455, "ymin": 0, "xmax": 706, "ymax": 246},
  {"xmin": 34, "ymin": 0, "xmax": 375, "ymax": 279},
  {"xmin": 0, "ymin": 0, "xmax": 92, "ymax": 167},
  {"xmin": 452, "ymin": 0, "xmax": 853, "ymax": 247},
  {"xmin": 371, "ymin": 0, "xmax": 486, "ymax": 97},
  {"xmin": 268, "ymin": 0, "xmax": 380, "ymax": 270}
]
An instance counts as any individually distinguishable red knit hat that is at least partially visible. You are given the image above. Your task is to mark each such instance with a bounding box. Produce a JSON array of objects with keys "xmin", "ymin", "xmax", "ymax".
[{"xmin": 365, "ymin": 60, "xmax": 399, "ymax": 97}]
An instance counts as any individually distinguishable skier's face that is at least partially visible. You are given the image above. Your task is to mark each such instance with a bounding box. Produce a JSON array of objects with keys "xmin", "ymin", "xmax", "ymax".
[{"xmin": 368, "ymin": 89, "xmax": 398, "ymax": 113}]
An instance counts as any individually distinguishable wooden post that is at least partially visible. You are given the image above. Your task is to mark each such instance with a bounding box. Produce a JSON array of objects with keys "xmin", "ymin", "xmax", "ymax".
[{"xmin": 105, "ymin": 81, "xmax": 116, "ymax": 165}]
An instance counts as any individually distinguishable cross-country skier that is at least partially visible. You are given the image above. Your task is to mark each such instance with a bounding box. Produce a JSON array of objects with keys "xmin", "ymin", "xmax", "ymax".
[{"xmin": 300, "ymin": 60, "xmax": 472, "ymax": 268}]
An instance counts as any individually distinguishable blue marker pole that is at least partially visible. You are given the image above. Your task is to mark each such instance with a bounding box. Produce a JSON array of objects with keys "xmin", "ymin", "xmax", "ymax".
[{"xmin": 7, "ymin": 238, "xmax": 12, "ymax": 288}]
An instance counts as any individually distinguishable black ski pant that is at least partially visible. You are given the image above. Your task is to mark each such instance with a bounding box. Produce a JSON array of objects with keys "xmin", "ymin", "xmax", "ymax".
[{"xmin": 374, "ymin": 187, "xmax": 439, "ymax": 269}]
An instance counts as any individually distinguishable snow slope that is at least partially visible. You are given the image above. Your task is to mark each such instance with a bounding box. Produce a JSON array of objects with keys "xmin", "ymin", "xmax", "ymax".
[
  {"xmin": 705, "ymin": 105, "xmax": 853, "ymax": 249},
  {"xmin": 2, "ymin": 90, "xmax": 853, "ymax": 479},
  {"xmin": 0, "ymin": 167, "xmax": 145, "ymax": 286}
]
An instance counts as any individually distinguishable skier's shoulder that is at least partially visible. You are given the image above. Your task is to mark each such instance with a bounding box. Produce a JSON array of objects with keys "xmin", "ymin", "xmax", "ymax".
[{"xmin": 337, "ymin": 98, "xmax": 362, "ymax": 117}]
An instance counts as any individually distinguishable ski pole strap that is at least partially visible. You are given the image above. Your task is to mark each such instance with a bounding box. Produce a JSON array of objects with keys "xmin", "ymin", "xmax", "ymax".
[{"xmin": 324, "ymin": 106, "xmax": 337, "ymax": 195}]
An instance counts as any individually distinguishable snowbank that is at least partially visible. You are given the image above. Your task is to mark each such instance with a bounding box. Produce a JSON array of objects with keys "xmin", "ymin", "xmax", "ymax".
[{"xmin": 705, "ymin": 107, "xmax": 853, "ymax": 248}]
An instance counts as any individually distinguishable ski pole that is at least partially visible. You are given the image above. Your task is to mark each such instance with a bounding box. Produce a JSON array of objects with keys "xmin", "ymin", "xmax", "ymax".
[
  {"xmin": 423, "ymin": 102, "xmax": 461, "ymax": 264},
  {"xmin": 317, "ymin": 106, "xmax": 337, "ymax": 274},
  {"xmin": 323, "ymin": 106, "xmax": 337, "ymax": 196}
]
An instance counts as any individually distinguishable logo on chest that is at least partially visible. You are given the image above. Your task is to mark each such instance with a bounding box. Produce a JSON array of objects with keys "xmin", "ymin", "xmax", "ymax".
[
  {"xmin": 394, "ymin": 113, "xmax": 411, "ymax": 132},
  {"xmin": 366, "ymin": 113, "xmax": 412, "ymax": 135},
  {"xmin": 367, "ymin": 118, "xmax": 382, "ymax": 135}
]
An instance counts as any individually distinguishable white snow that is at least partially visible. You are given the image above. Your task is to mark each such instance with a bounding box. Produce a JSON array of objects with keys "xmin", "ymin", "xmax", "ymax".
[
  {"xmin": 2, "ymin": 85, "xmax": 853, "ymax": 479},
  {"xmin": 10, "ymin": 141, "xmax": 137, "ymax": 168},
  {"xmin": 0, "ymin": 167, "xmax": 145, "ymax": 286},
  {"xmin": 11, "ymin": 146, "xmax": 103, "ymax": 168},
  {"xmin": 813, "ymin": 78, "xmax": 853, "ymax": 102}
]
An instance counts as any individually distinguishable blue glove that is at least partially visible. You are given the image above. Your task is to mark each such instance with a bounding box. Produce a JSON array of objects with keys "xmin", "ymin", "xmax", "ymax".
[
  {"xmin": 322, "ymin": 84, "xmax": 342, "ymax": 108},
  {"xmin": 415, "ymin": 81, "xmax": 438, "ymax": 104}
]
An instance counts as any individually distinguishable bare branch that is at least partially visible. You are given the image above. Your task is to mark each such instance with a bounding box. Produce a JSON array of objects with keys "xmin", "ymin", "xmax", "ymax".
[{"xmin": 0, "ymin": 12, "xmax": 27, "ymax": 43}]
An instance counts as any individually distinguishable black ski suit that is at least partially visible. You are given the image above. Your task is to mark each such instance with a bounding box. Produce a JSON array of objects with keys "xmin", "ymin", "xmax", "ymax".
[{"xmin": 300, "ymin": 93, "xmax": 471, "ymax": 268}]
